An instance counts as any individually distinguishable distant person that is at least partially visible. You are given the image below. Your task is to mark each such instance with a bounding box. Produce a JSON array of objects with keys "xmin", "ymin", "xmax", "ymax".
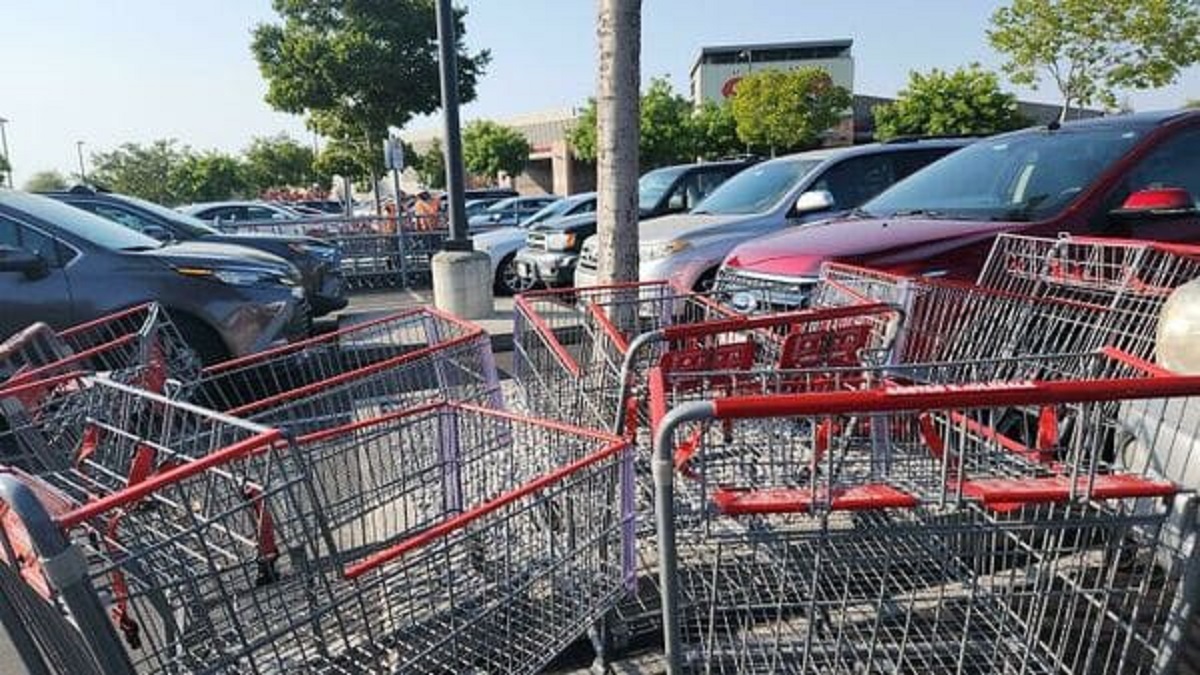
[{"xmin": 414, "ymin": 190, "xmax": 442, "ymax": 231}]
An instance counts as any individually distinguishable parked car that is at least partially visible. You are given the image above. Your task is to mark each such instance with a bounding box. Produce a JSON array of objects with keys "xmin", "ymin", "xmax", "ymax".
[
  {"xmin": 515, "ymin": 160, "xmax": 757, "ymax": 289},
  {"xmin": 465, "ymin": 198, "xmax": 504, "ymax": 218},
  {"xmin": 472, "ymin": 193, "xmax": 599, "ymax": 295},
  {"xmin": 176, "ymin": 199, "xmax": 312, "ymax": 230},
  {"xmin": 0, "ymin": 191, "xmax": 308, "ymax": 364},
  {"xmin": 467, "ymin": 196, "xmax": 560, "ymax": 230},
  {"xmin": 295, "ymin": 199, "xmax": 346, "ymax": 215},
  {"xmin": 718, "ymin": 110, "xmax": 1200, "ymax": 308},
  {"xmin": 574, "ymin": 139, "xmax": 968, "ymax": 290},
  {"xmin": 45, "ymin": 186, "xmax": 348, "ymax": 316},
  {"xmin": 464, "ymin": 187, "xmax": 519, "ymax": 201}
]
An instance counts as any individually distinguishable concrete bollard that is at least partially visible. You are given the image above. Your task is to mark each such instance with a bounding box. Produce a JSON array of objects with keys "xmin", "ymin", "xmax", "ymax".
[{"xmin": 432, "ymin": 250, "xmax": 494, "ymax": 319}]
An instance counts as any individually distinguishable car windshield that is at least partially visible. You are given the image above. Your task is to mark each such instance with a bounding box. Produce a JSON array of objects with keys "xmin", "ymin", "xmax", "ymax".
[
  {"xmin": 485, "ymin": 197, "xmax": 521, "ymax": 212},
  {"xmin": 692, "ymin": 158, "xmax": 822, "ymax": 215},
  {"xmin": 862, "ymin": 127, "xmax": 1145, "ymax": 222},
  {"xmin": 117, "ymin": 194, "xmax": 217, "ymax": 237},
  {"xmin": 3, "ymin": 192, "xmax": 162, "ymax": 251},
  {"xmin": 639, "ymin": 166, "xmax": 687, "ymax": 211},
  {"xmin": 522, "ymin": 197, "xmax": 582, "ymax": 226}
]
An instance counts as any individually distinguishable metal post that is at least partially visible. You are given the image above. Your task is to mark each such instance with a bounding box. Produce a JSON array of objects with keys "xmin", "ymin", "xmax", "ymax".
[
  {"xmin": 0, "ymin": 117, "xmax": 11, "ymax": 188},
  {"xmin": 75, "ymin": 141, "xmax": 87, "ymax": 183},
  {"xmin": 435, "ymin": 0, "xmax": 470, "ymax": 251},
  {"xmin": 391, "ymin": 167, "xmax": 406, "ymax": 284}
]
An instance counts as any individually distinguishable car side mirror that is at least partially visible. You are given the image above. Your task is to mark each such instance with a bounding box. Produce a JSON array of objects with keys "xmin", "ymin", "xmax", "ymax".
[
  {"xmin": 0, "ymin": 246, "xmax": 48, "ymax": 279},
  {"xmin": 794, "ymin": 190, "xmax": 836, "ymax": 215},
  {"xmin": 1110, "ymin": 187, "xmax": 1198, "ymax": 221}
]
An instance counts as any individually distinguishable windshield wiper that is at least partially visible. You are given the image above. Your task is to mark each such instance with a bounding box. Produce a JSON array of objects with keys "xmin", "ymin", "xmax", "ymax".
[{"xmin": 889, "ymin": 209, "xmax": 946, "ymax": 219}]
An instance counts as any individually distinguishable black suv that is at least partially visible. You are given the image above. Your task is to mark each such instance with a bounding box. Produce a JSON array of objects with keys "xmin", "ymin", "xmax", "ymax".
[
  {"xmin": 45, "ymin": 187, "xmax": 348, "ymax": 316},
  {"xmin": 513, "ymin": 158, "xmax": 757, "ymax": 287},
  {"xmin": 0, "ymin": 191, "xmax": 307, "ymax": 363}
]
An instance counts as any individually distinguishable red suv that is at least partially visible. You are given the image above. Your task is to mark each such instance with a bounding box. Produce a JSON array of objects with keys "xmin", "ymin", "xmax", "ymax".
[{"xmin": 718, "ymin": 110, "xmax": 1200, "ymax": 307}]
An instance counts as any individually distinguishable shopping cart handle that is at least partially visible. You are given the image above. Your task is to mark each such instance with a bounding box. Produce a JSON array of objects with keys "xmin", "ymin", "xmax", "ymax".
[{"xmin": 659, "ymin": 303, "xmax": 896, "ymax": 341}]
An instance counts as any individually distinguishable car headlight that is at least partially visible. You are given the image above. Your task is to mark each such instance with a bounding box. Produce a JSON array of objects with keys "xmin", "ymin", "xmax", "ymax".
[
  {"xmin": 175, "ymin": 266, "xmax": 295, "ymax": 287},
  {"xmin": 288, "ymin": 242, "xmax": 341, "ymax": 263},
  {"xmin": 545, "ymin": 232, "xmax": 576, "ymax": 251},
  {"xmin": 640, "ymin": 239, "xmax": 691, "ymax": 261},
  {"xmin": 1156, "ymin": 279, "xmax": 1200, "ymax": 373}
]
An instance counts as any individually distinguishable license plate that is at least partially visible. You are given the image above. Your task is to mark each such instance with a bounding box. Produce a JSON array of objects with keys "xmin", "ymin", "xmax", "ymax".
[{"xmin": 517, "ymin": 262, "xmax": 532, "ymax": 278}]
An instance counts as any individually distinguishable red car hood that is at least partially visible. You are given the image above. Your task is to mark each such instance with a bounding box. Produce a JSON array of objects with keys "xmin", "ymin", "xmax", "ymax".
[{"xmin": 723, "ymin": 215, "xmax": 1024, "ymax": 277}]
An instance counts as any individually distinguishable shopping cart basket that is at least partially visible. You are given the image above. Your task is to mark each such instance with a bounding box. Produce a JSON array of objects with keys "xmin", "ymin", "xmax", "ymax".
[
  {"xmin": 976, "ymin": 234, "xmax": 1200, "ymax": 361},
  {"xmin": 647, "ymin": 366, "xmax": 1200, "ymax": 674},
  {"xmin": 181, "ymin": 307, "xmax": 502, "ymax": 434},
  {"xmin": 0, "ymin": 303, "xmax": 199, "ymax": 389},
  {"xmin": 0, "ymin": 387, "xmax": 634, "ymax": 674}
]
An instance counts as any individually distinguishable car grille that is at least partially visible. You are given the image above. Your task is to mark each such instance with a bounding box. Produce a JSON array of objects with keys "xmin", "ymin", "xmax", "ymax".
[
  {"xmin": 525, "ymin": 231, "xmax": 547, "ymax": 251},
  {"xmin": 713, "ymin": 268, "xmax": 818, "ymax": 312}
]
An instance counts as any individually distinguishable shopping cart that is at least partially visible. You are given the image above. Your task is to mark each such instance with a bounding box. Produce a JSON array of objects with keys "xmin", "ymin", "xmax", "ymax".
[
  {"xmin": 0, "ymin": 380, "xmax": 634, "ymax": 674},
  {"xmin": 0, "ymin": 303, "xmax": 199, "ymax": 390},
  {"xmin": 513, "ymin": 281, "xmax": 741, "ymax": 430},
  {"xmin": 976, "ymin": 234, "xmax": 1200, "ymax": 361},
  {"xmin": 647, "ymin": 364, "xmax": 1200, "ymax": 674},
  {"xmin": 181, "ymin": 307, "xmax": 502, "ymax": 434}
]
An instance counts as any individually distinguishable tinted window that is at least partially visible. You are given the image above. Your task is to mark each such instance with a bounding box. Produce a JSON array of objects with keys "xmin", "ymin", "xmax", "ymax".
[
  {"xmin": 78, "ymin": 202, "xmax": 162, "ymax": 234},
  {"xmin": 201, "ymin": 206, "xmax": 242, "ymax": 221},
  {"xmin": 115, "ymin": 195, "xmax": 215, "ymax": 236},
  {"xmin": 692, "ymin": 158, "xmax": 823, "ymax": 215},
  {"xmin": 639, "ymin": 166, "xmax": 688, "ymax": 211},
  {"xmin": 811, "ymin": 154, "xmax": 895, "ymax": 209},
  {"xmin": 0, "ymin": 217, "xmax": 17, "ymax": 249},
  {"xmin": 862, "ymin": 128, "xmax": 1144, "ymax": 222},
  {"xmin": 245, "ymin": 205, "xmax": 281, "ymax": 221},
  {"xmin": 0, "ymin": 217, "xmax": 59, "ymax": 266},
  {"xmin": 890, "ymin": 148, "xmax": 959, "ymax": 180},
  {"xmin": 1122, "ymin": 128, "xmax": 1200, "ymax": 207},
  {"xmin": 0, "ymin": 192, "xmax": 159, "ymax": 251}
]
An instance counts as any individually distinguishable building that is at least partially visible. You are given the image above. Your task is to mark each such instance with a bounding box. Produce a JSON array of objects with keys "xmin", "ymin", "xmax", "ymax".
[{"xmin": 689, "ymin": 39, "xmax": 855, "ymax": 106}]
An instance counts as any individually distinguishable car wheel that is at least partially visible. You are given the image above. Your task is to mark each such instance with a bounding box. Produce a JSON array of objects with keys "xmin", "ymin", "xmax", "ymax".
[
  {"xmin": 172, "ymin": 314, "xmax": 231, "ymax": 366},
  {"xmin": 496, "ymin": 253, "xmax": 536, "ymax": 296},
  {"xmin": 692, "ymin": 268, "xmax": 719, "ymax": 293}
]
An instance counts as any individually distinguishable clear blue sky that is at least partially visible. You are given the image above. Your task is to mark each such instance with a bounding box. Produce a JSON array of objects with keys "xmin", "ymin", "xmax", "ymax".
[{"xmin": 2, "ymin": 0, "xmax": 1197, "ymax": 186}]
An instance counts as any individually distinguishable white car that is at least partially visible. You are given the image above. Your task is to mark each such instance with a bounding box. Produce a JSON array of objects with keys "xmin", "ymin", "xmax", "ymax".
[
  {"xmin": 178, "ymin": 200, "xmax": 314, "ymax": 234},
  {"xmin": 474, "ymin": 226, "xmax": 534, "ymax": 295}
]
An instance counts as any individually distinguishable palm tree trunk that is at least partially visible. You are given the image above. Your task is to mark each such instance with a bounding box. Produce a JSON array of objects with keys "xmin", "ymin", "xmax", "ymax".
[{"xmin": 595, "ymin": 0, "xmax": 641, "ymax": 286}]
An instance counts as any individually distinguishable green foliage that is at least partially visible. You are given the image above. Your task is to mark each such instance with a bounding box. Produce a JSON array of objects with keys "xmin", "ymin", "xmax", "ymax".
[
  {"xmin": 0, "ymin": 154, "xmax": 9, "ymax": 175},
  {"xmin": 1186, "ymin": 99, "xmax": 1200, "ymax": 108},
  {"xmin": 989, "ymin": 0, "xmax": 1200, "ymax": 117},
  {"xmin": 873, "ymin": 65, "xmax": 1030, "ymax": 140},
  {"xmin": 244, "ymin": 134, "xmax": 316, "ymax": 190},
  {"xmin": 462, "ymin": 120, "xmax": 531, "ymax": 180},
  {"xmin": 569, "ymin": 78, "xmax": 701, "ymax": 168},
  {"xmin": 251, "ymin": 0, "xmax": 490, "ymax": 151},
  {"xmin": 730, "ymin": 67, "xmax": 853, "ymax": 154},
  {"xmin": 691, "ymin": 101, "xmax": 743, "ymax": 160},
  {"xmin": 169, "ymin": 152, "xmax": 251, "ymax": 203},
  {"xmin": 23, "ymin": 170, "xmax": 68, "ymax": 192},
  {"xmin": 90, "ymin": 140, "xmax": 188, "ymax": 204},
  {"xmin": 417, "ymin": 139, "xmax": 446, "ymax": 190}
]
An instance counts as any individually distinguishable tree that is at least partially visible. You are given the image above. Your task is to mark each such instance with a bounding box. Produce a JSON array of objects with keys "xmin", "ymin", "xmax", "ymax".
[
  {"xmin": 416, "ymin": 139, "xmax": 446, "ymax": 190},
  {"xmin": 169, "ymin": 152, "xmax": 250, "ymax": 203},
  {"xmin": 569, "ymin": 78, "xmax": 696, "ymax": 168},
  {"xmin": 1186, "ymin": 99, "xmax": 1200, "ymax": 108},
  {"xmin": 873, "ymin": 65, "xmax": 1030, "ymax": 140},
  {"xmin": 90, "ymin": 140, "xmax": 188, "ymax": 204},
  {"xmin": 243, "ymin": 134, "xmax": 316, "ymax": 192},
  {"xmin": 251, "ymin": 0, "xmax": 490, "ymax": 168},
  {"xmin": 594, "ymin": 0, "xmax": 641, "ymax": 287},
  {"xmin": 23, "ymin": 170, "xmax": 68, "ymax": 192},
  {"xmin": 462, "ymin": 120, "xmax": 531, "ymax": 182},
  {"xmin": 691, "ymin": 101, "xmax": 743, "ymax": 160},
  {"xmin": 989, "ymin": 0, "xmax": 1200, "ymax": 120},
  {"xmin": 729, "ymin": 67, "xmax": 853, "ymax": 155}
]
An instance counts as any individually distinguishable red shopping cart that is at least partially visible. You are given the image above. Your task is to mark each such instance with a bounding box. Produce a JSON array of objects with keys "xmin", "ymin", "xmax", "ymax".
[
  {"xmin": 0, "ymin": 380, "xmax": 634, "ymax": 674},
  {"xmin": 0, "ymin": 303, "xmax": 198, "ymax": 390},
  {"xmin": 648, "ymin": 362, "xmax": 1200, "ymax": 674}
]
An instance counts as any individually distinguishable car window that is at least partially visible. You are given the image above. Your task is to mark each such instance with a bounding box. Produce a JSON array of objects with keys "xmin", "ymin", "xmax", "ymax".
[
  {"xmin": 245, "ymin": 205, "xmax": 280, "ymax": 221},
  {"xmin": 0, "ymin": 216, "xmax": 59, "ymax": 266},
  {"xmin": 811, "ymin": 154, "xmax": 896, "ymax": 209},
  {"xmin": 890, "ymin": 148, "xmax": 959, "ymax": 181},
  {"xmin": 202, "ymin": 206, "xmax": 242, "ymax": 222},
  {"xmin": 692, "ymin": 158, "xmax": 823, "ymax": 215},
  {"xmin": 77, "ymin": 202, "xmax": 161, "ymax": 235},
  {"xmin": 572, "ymin": 199, "xmax": 596, "ymax": 215},
  {"xmin": 1122, "ymin": 128, "xmax": 1200, "ymax": 208}
]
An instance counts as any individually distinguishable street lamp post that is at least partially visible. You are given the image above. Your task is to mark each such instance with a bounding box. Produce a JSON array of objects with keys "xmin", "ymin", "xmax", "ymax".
[
  {"xmin": 76, "ymin": 141, "xmax": 87, "ymax": 184},
  {"xmin": 0, "ymin": 118, "xmax": 11, "ymax": 188}
]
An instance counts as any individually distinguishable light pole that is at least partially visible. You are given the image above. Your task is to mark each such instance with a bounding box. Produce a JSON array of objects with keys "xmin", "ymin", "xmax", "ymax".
[
  {"xmin": 75, "ymin": 141, "xmax": 87, "ymax": 184},
  {"xmin": 739, "ymin": 49, "xmax": 753, "ymax": 76},
  {"xmin": 0, "ymin": 117, "xmax": 11, "ymax": 188}
]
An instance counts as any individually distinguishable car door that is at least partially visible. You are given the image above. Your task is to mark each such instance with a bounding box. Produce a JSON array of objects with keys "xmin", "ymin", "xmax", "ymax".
[
  {"xmin": 0, "ymin": 214, "xmax": 75, "ymax": 338},
  {"xmin": 1100, "ymin": 127, "xmax": 1200, "ymax": 243},
  {"xmin": 808, "ymin": 154, "xmax": 897, "ymax": 214}
]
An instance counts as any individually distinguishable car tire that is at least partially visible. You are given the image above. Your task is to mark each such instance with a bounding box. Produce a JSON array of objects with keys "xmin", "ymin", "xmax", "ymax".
[
  {"xmin": 693, "ymin": 268, "xmax": 719, "ymax": 293},
  {"xmin": 495, "ymin": 253, "xmax": 537, "ymax": 296},
  {"xmin": 172, "ymin": 314, "xmax": 231, "ymax": 366}
]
